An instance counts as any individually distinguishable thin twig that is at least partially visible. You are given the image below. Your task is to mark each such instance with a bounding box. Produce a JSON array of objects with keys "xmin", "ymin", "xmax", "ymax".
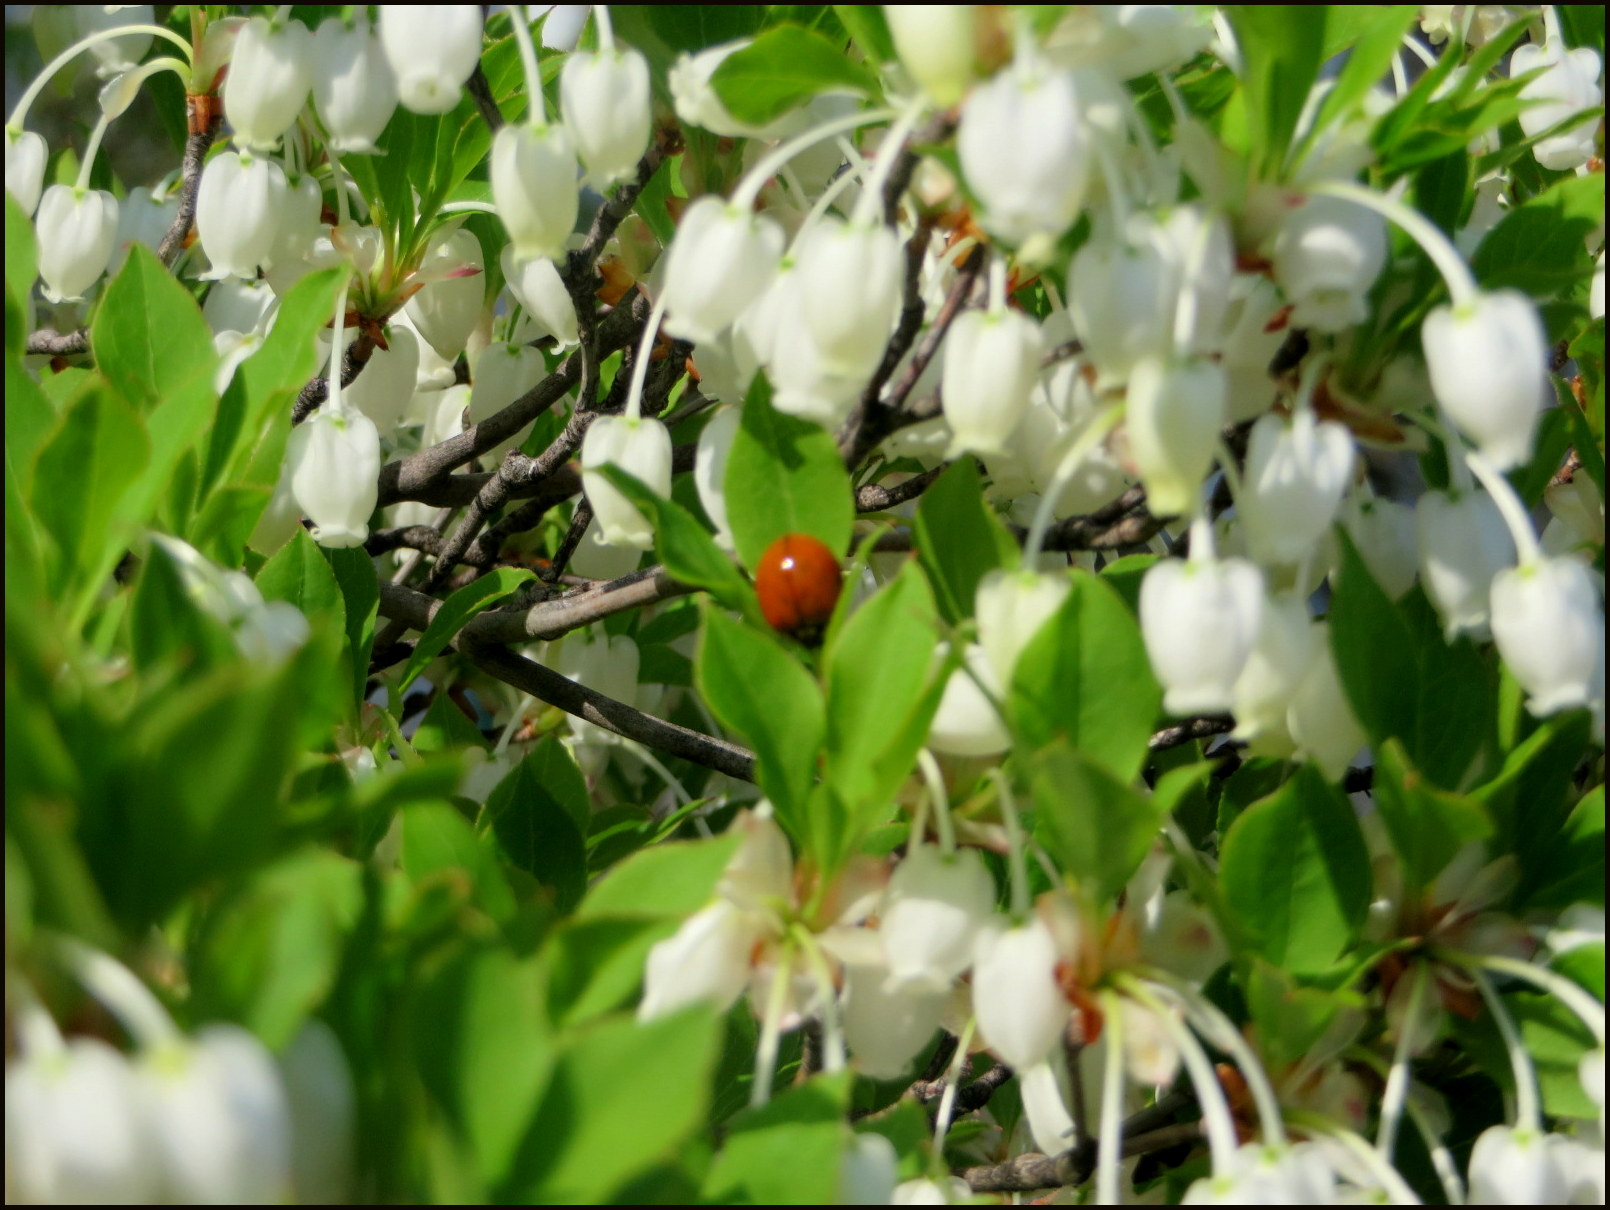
[
  {"xmin": 1149, "ymin": 717, "xmax": 1235, "ymax": 751},
  {"xmin": 156, "ymin": 110, "xmax": 221, "ymax": 265}
]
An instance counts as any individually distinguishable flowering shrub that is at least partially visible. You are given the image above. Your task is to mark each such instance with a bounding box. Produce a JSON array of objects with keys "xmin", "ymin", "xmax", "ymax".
[{"xmin": 4, "ymin": 4, "xmax": 1605, "ymax": 1204}]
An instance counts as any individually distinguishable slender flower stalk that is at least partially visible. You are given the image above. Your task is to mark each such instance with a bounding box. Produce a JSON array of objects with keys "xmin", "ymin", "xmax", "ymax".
[
  {"xmin": 1097, "ymin": 989, "xmax": 1127, "ymax": 1205},
  {"xmin": 1376, "ymin": 961, "xmax": 1429, "ymax": 1160}
]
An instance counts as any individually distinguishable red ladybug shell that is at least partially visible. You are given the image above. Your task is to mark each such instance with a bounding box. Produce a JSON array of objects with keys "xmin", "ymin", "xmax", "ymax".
[{"xmin": 755, "ymin": 533, "xmax": 842, "ymax": 643}]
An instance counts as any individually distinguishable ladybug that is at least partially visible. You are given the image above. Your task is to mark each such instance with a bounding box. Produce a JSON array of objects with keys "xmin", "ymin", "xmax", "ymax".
[{"xmin": 755, "ymin": 533, "xmax": 842, "ymax": 645}]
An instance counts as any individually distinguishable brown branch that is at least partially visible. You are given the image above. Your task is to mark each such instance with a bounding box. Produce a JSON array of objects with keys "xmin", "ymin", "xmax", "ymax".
[
  {"xmin": 856, "ymin": 464, "xmax": 948, "ymax": 513},
  {"xmin": 961, "ymin": 1122, "xmax": 1206, "ymax": 1195},
  {"xmin": 292, "ymin": 331, "xmax": 377, "ymax": 424},
  {"xmin": 156, "ymin": 112, "xmax": 222, "ymax": 265},
  {"xmin": 1150, "ymin": 716, "xmax": 1235, "ymax": 751},
  {"xmin": 24, "ymin": 328, "xmax": 90, "ymax": 357}
]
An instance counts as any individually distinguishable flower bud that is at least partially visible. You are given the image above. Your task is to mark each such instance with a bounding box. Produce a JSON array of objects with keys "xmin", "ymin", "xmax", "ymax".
[
  {"xmin": 694, "ymin": 404, "xmax": 742, "ymax": 550},
  {"xmin": 1286, "ymin": 625, "xmax": 1367, "ymax": 780},
  {"xmin": 841, "ymin": 961, "xmax": 947, "ymax": 1079},
  {"xmin": 222, "ymin": 16, "xmax": 312, "ymax": 151},
  {"xmin": 1490, "ymin": 555, "xmax": 1605, "ymax": 716},
  {"xmin": 561, "ymin": 47, "xmax": 652, "ymax": 187},
  {"xmin": 881, "ymin": 846, "xmax": 997, "ymax": 992},
  {"xmin": 1270, "ymin": 195, "xmax": 1387, "ymax": 332},
  {"xmin": 1124, "ymin": 356, "xmax": 1227, "ymax": 518},
  {"xmin": 972, "ymin": 917, "xmax": 1066, "ymax": 1070},
  {"xmin": 286, "ymin": 406, "xmax": 382, "ymax": 548},
  {"xmin": 378, "ymin": 5, "xmax": 483, "ymax": 116},
  {"xmin": 1423, "ymin": 289, "xmax": 1548, "ymax": 471},
  {"xmin": 927, "ymin": 644, "xmax": 1011, "ymax": 757},
  {"xmin": 491, "ymin": 122, "xmax": 580, "ymax": 262},
  {"xmin": 1231, "ymin": 590, "xmax": 1316, "ymax": 747},
  {"xmin": 941, "ymin": 306, "xmax": 1042, "ymax": 458},
  {"xmin": 312, "ymin": 17, "xmax": 399, "ymax": 154},
  {"xmin": 887, "ymin": 5, "xmax": 979, "ymax": 106},
  {"xmin": 404, "ymin": 226, "xmax": 485, "ymax": 359},
  {"xmin": 1512, "ymin": 38, "xmax": 1603, "ymax": 171},
  {"xmin": 797, "ymin": 218, "xmax": 904, "ymax": 379},
  {"xmin": 501, "ymin": 247, "xmax": 580, "ymax": 347},
  {"xmin": 1416, "ymin": 489, "xmax": 1516, "ymax": 640},
  {"xmin": 5, "ymin": 127, "xmax": 47, "ymax": 216},
  {"xmin": 1239, "ymin": 409, "xmax": 1357, "ymax": 566},
  {"xmin": 958, "ymin": 55, "xmax": 1088, "ymax": 258},
  {"xmin": 1140, "ymin": 555, "xmax": 1265, "ymax": 715},
  {"xmin": 580, "ymin": 415, "xmax": 672, "ymax": 549},
  {"xmin": 195, "ymin": 150, "xmax": 288, "ymax": 282},
  {"xmin": 661, "ymin": 196, "xmax": 784, "ymax": 345},
  {"xmin": 35, "ymin": 184, "xmax": 119, "ymax": 302},
  {"xmin": 974, "ymin": 568, "xmax": 1070, "ymax": 687},
  {"xmin": 343, "ymin": 322, "xmax": 420, "ymax": 438}
]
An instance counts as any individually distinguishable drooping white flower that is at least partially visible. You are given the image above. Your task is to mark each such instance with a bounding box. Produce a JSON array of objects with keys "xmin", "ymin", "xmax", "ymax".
[
  {"xmin": 840, "ymin": 959, "xmax": 948, "ymax": 1079},
  {"xmin": 1067, "ymin": 221, "xmax": 1178, "ymax": 388},
  {"xmin": 77, "ymin": 5, "xmax": 155, "ymax": 75},
  {"xmin": 972, "ymin": 915, "xmax": 1068, "ymax": 1070},
  {"xmin": 1231, "ymin": 590, "xmax": 1317, "ymax": 747},
  {"xmin": 1512, "ymin": 36, "xmax": 1604, "ymax": 171},
  {"xmin": 286, "ymin": 406, "xmax": 382, "ymax": 549},
  {"xmin": 561, "ymin": 47, "xmax": 652, "ymax": 187},
  {"xmin": 377, "ymin": 5, "xmax": 484, "ymax": 116},
  {"xmin": 501, "ymin": 246, "xmax": 579, "ymax": 348},
  {"xmin": 580, "ymin": 415, "xmax": 672, "ymax": 549},
  {"xmin": 491, "ymin": 122, "xmax": 580, "ymax": 262},
  {"xmin": 277, "ymin": 1021, "xmax": 355, "ymax": 1206},
  {"xmin": 1468, "ymin": 1125, "xmax": 1573, "ymax": 1204},
  {"xmin": 34, "ymin": 184, "xmax": 119, "ymax": 302},
  {"xmin": 796, "ymin": 217, "xmax": 904, "ymax": 380},
  {"xmin": 926, "ymin": 643, "xmax": 1011, "ymax": 758},
  {"xmin": 694, "ymin": 404, "xmax": 742, "ymax": 550},
  {"xmin": 957, "ymin": 54, "xmax": 1088, "ymax": 259},
  {"xmin": 5, "ymin": 127, "xmax": 47, "ymax": 215},
  {"xmin": 1286, "ymin": 625, "xmax": 1368, "ymax": 780},
  {"xmin": 404, "ymin": 225, "xmax": 485, "ymax": 359},
  {"xmin": 1140, "ymin": 554, "xmax": 1265, "ymax": 716},
  {"xmin": 886, "ymin": 5, "xmax": 979, "ymax": 106},
  {"xmin": 344, "ymin": 322, "xmax": 420, "ymax": 438},
  {"xmin": 1183, "ymin": 1142, "xmax": 1338, "ymax": 1204},
  {"xmin": 1417, "ymin": 488, "xmax": 1516, "ymax": 640},
  {"xmin": 311, "ymin": 16, "xmax": 399, "ymax": 154},
  {"xmin": 942, "ymin": 306, "xmax": 1042, "ymax": 458},
  {"xmin": 974, "ymin": 568, "xmax": 1070, "ymax": 688},
  {"xmin": 222, "ymin": 16, "xmax": 312, "ymax": 151},
  {"xmin": 881, "ymin": 846, "xmax": 997, "ymax": 993},
  {"xmin": 1270, "ymin": 195, "xmax": 1388, "ymax": 332},
  {"xmin": 1423, "ymin": 289, "xmax": 1549, "ymax": 471},
  {"xmin": 470, "ymin": 340, "xmax": 544, "ymax": 427},
  {"xmin": 1239, "ymin": 408, "xmax": 1357, "ymax": 567},
  {"xmin": 1490, "ymin": 555, "xmax": 1605, "ymax": 716},
  {"xmin": 195, "ymin": 150, "xmax": 288, "ymax": 282},
  {"xmin": 1124, "ymin": 356, "xmax": 1227, "ymax": 518},
  {"xmin": 836, "ymin": 1131, "xmax": 900, "ymax": 1205},
  {"xmin": 109, "ymin": 184, "xmax": 176, "ymax": 274},
  {"xmin": 661, "ymin": 197, "xmax": 785, "ymax": 346},
  {"xmin": 1341, "ymin": 492, "xmax": 1419, "ymax": 599}
]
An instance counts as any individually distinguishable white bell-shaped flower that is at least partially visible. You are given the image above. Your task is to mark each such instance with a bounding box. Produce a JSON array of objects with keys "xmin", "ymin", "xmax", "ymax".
[
  {"xmin": 561, "ymin": 46, "xmax": 652, "ymax": 187},
  {"xmin": 694, "ymin": 404, "xmax": 742, "ymax": 550},
  {"xmin": 277, "ymin": 1021, "xmax": 355, "ymax": 1206},
  {"xmin": 1068, "ymin": 221, "xmax": 1179, "ymax": 387},
  {"xmin": 972, "ymin": 916, "xmax": 1068, "ymax": 1070},
  {"xmin": 1416, "ymin": 488, "xmax": 1516, "ymax": 640},
  {"xmin": 974, "ymin": 568, "xmax": 1070, "ymax": 688},
  {"xmin": 404, "ymin": 225, "xmax": 485, "ymax": 359},
  {"xmin": 740, "ymin": 261, "xmax": 863, "ymax": 427},
  {"xmin": 312, "ymin": 17, "xmax": 399, "ymax": 154},
  {"xmin": 378, "ymin": 5, "xmax": 483, "ymax": 115},
  {"xmin": 5, "ymin": 127, "xmax": 47, "ymax": 215},
  {"xmin": 1341, "ymin": 492, "xmax": 1419, "ymax": 599},
  {"xmin": 1269, "ymin": 195, "xmax": 1387, "ymax": 332},
  {"xmin": 1183, "ymin": 1142, "xmax": 1338, "ymax": 1205},
  {"xmin": 841, "ymin": 959, "xmax": 948, "ymax": 1079},
  {"xmin": 222, "ymin": 16, "xmax": 312, "ymax": 151},
  {"xmin": 957, "ymin": 55, "xmax": 1089, "ymax": 258},
  {"xmin": 581, "ymin": 415, "xmax": 672, "ymax": 549},
  {"xmin": 1468, "ymin": 1126, "xmax": 1573, "ymax": 1205},
  {"xmin": 887, "ymin": 5, "xmax": 978, "ymax": 105},
  {"xmin": 1231, "ymin": 590, "xmax": 1316, "ymax": 747},
  {"xmin": 470, "ymin": 340, "xmax": 543, "ymax": 426},
  {"xmin": 1124, "ymin": 356, "xmax": 1227, "ymax": 518},
  {"xmin": 138, "ymin": 1025, "xmax": 293, "ymax": 1204},
  {"xmin": 661, "ymin": 196, "xmax": 785, "ymax": 345},
  {"xmin": 1155, "ymin": 204, "xmax": 1236, "ymax": 355},
  {"xmin": 837, "ymin": 1132, "xmax": 900, "ymax": 1205},
  {"xmin": 1490, "ymin": 555, "xmax": 1605, "ymax": 717},
  {"xmin": 1140, "ymin": 554, "xmax": 1265, "ymax": 716},
  {"xmin": 640, "ymin": 901, "xmax": 761, "ymax": 1021},
  {"xmin": 1512, "ymin": 38, "xmax": 1604, "ymax": 171},
  {"xmin": 262, "ymin": 173, "xmax": 328, "ymax": 295},
  {"xmin": 491, "ymin": 122, "xmax": 580, "ymax": 262},
  {"xmin": 110, "ymin": 184, "xmax": 176, "ymax": 274},
  {"xmin": 1239, "ymin": 409, "xmax": 1357, "ymax": 567},
  {"xmin": 286, "ymin": 405, "xmax": 381, "ymax": 549},
  {"xmin": 1286, "ymin": 625, "xmax": 1368, "ymax": 780},
  {"xmin": 344, "ymin": 323, "xmax": 420, "ymax": 438},
  {"xmin": 78, "ymin": 5, "xmax": 155, "ymax": 75},
  {"xmin": 942, "ymin": 306, "xmax": 1042, "ymax": 458},
  {"xmin": 1423, "ymin": 289, "xmax": 1548, "ymax": 471},
  {"xmin": 797, "ymin": 217, "xmax": 904, "ymax": 379},
  {"xmin": 501, "ymin": 246, "xmax": 579, "ymax": 347},
  {"xmin": 881, "ymin": 846, "xmax": 997, "ymax": 993},
  {"xmin": 34, "ymin": 184, "xmax": 119, "ymax": 302},
  {"xmin": 195, "ymin": 150, "xmax": 288, "ymax": 282},
  {"xmin": 927, "ymin": 644, "xmax": 1011, "ymax": 757}
]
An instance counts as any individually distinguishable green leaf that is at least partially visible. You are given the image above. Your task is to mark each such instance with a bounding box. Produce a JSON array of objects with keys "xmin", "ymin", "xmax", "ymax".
[
  {"xmin": 726, "ymin": 379, "xmax": 855, "ymax": 573},
  {"xmin": 401, "ymin": 802, "xmax": 518, "ymax": 925},
  {"xmin": 127, "ymin": 540, "xmax": 240, "ymax": 677},
  {"xmin": 1329, "ymin": 530, "xmax": 1496, "ymax": 789},
  {"xmin": 258, "ymin": 528, "xmax": 347, "ymax": 635},
  {"xmin": 1031, "ymin": 741, "xmax": 1166, "ymax": 906},
  {"xmin": 698, "ymin": 606, "xmax": 824, "ymax": 829},
  {"xmin": 703, "ymin": 1073, "xmax": 851, "ymax": 1204},
  {"xmin": 412, "ymin": 691, "xmax": 490, "ymax": 755},
  {"xmin": 1517, "ymin": 786, "xmax": 1604, "ymax": 912},
  {"xmin": 480, "ymin": 749, "xmax": 589, "ymax": 914},
  {"xmin": 1304, "ymin": 6, "xmax": 1419, "ymax": 158},
  {"xmin": 1472, "ymin": 174, "xmax": 1606, "ymax": 294},
  {"xmin": 577, "ymin": 830, "xmax": 741, "ymax": 919},
  {"xmin": 5, "ymin": 194, "xmax": 37, "ymax": 341},
  {"xmin": 539, "ymin": 916, "xmax": 676, "ymax": 1028},
  {"xmin": 1011, "ymin": 572, "xmax": 1161, "ymax": 784},
  {"xmin": 1371, "ymin": 740, "xmax": 1491, "ymax": 897},
  {"xmin": 709, "ymin": 25, "xmax": 876, "ymax": 125},
  {"xmin": 833, "ymin": 4, "xmax": 896, "ymax": 62},
  {"xmin": 1219, "ymin": 764, "xmax": 1371, "ymax": 974},
  {"xmin": 91, "ymin": 244, "xmax": 215, "ymax": 412},
  {"xmin": 912, "ymin": 458, "xmax": 1017, "ymax": 624},
  {"xmin": 502, "ymin": 1007, "xmax": 721, "ymax": 1203},
  {"xmin": 1243, "ymin": 959, "xmax": 1365, "ymax": 1071},
  {"xmin": 1224, "ymin": 6, "xmax": 1327, "ymax": 176},
  {"xmin": 325, "ymin": 546, "xmax": 379, "ymax": 707},
  {"xmin": 5, "ymin": 351, "xmax": 57, "ymax": 499},
  {"xmin": 400, "ymin": 567, "xmax": 536, "ymax": 693}
]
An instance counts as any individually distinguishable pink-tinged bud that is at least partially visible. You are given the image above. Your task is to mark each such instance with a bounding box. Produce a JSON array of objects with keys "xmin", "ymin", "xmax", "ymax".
[
  {"xmin": 195, "ymin": 151, "xmax": 288, "ymax": 282},
  {"xmin": 1423, "ymin": 289, "xmax": 1548, "ymax": 471},
  {"xmin": 581, "ymin": 415, "xmax": 672, "ymax": 549},
  {"xmin": 1124, "ymin": 356, "xmax": 1227, "ymax": 518},
  {"xmin": 886, "ymin": 5, "xmax": 979, "ymax": 106},
  {"xmin": 491, "ymin": 122, "xmax": 580, "ymax": 262},
  {"xmin": 1512, "ymin": 39, "xmax": 1603, "ymax": 171},
  {"xmin": 223, "ymin": 16, "xmax": 312, "ymax": 151},
  {"xmin": 561, "ymin": 47, "xmax": 652, "ymax": 188},
  {"xmin": 972, "ymin": 917, "xmax": 1067, "ymax": 1070},
  {"xmin": 1270, "ymin": 195, "xmax": 1387, "ymax": 332},
  {"xmin": 959, "ymin": 56, "xmax": 1088, "ymax": 258},
  {"xmin": 5, "ymin": 127, "xmax": 47, "ymax": 216},
  {"xmin": 377, "ymin": 6, "xmax": 483, "ymax": 116},
  {"xmin": 1490, "ymin": 556, "xmax": 1605, "ymax": 717},
  {"xmin": 941, "ymin": 307, "xmax": 1042, "ymax": 458},
  {"xmin": 35, "ymin": 184, "xmax": 119, "ymax": 302},
  {"xmin": 312, "ymin": 17, "xmax": 399, "ymax": 154},
  {"xmin": 661, "ymin": 196, "xmax": 784, "ymax": 345},
  {"xmin": 1140, "ymin": 556, "xmax": 1265, "ymax": 716},
  {"xmin": 1239, "ymin": 409, "xmax": 1357, "ymax": 566},
  {"xmin": 1416, "ymin": 489, "xmax": 1516, "ymax": 640},
  {"xmin": 286, "ymin": 407, "xmax": 381, "ymax": 549}
]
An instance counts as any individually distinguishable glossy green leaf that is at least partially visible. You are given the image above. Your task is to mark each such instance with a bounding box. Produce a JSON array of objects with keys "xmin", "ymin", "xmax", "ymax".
[
  {"xmin": 912, "ymin": 458, "xmax": 1017, "ymax": 624},
  {"xmin": 1304, "ymin": 6, "xmax": 1419, "ymax": 159},
  {"xmin": 577, "ymin": 830, "xmax": 742, "ymax": 919},
  {"xmin": 703, "ymin": 1073, "xmax": 851, "ymax": 1204},
  {"xmin": 1243, "ymin": 959, "xmax": 1366, "ymax": 1071},
  {"xmin": 91, "ymin": 244, "xmax": 215, "ymax": 412},
  {"xmin": 1224, "ymin": 6, "xmax": 1327, "ymax": 175},
  {"xmin": 258, "ymin": 528, "xmax": 347, "ymax": 636},
  {"xmin": 325, "ymin": 546, "xmax": 379, "ymax": 706},
  {"xmin": 709, "ymin": 25, "xmax": 876, "ymax": 125},
  {"xmin": 1472, "ymin": 174, "xmax": 1607, "ymax": 294},
  {"xmin": 1371, "ymin": 740, "xmax": 1492, "ymax": 897},
  {"xmin": 400, "ymin": 567, "xmax": 536, "ymax": 693},
  {"xmin": 5, "ymin": 351, "xmax": 56, "ymax": 499},
  {"xmin": 401, "ymin": 802, "xmax": 518, "ymax": 925},
  {"xmin": 480, "ymin": 749, "xmax": 589, "ymax": 914},
  {"xmin": 1031, "ymin": 741, "xmax": 1166, "ymax": 906},
  {"xmin": 834, "ymin": 4, "xmax": 896, "ymax": 61}
]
